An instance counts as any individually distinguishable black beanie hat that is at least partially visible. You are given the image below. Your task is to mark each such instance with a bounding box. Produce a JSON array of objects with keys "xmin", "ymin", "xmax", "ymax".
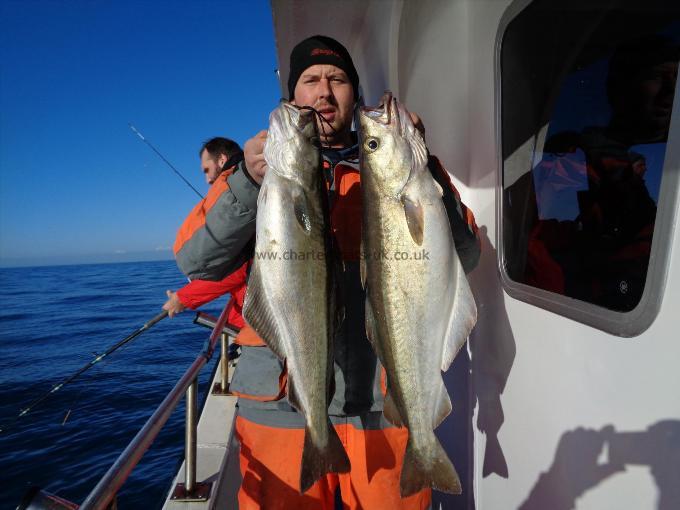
[{"xmin": 287, "ymin": 35, "xmax": 359, "ymax": 101}]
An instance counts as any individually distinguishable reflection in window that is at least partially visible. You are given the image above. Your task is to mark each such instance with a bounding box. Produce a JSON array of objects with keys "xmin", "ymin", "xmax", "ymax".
[{"xmin": 502, "ymin": 1, "xmax": 679, "ymax": 313}]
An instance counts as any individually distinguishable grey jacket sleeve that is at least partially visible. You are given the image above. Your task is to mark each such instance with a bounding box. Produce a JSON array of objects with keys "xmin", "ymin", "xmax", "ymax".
[{"xmin": 175, "ymin": 162, "xmax": 259, "ymax": 281}]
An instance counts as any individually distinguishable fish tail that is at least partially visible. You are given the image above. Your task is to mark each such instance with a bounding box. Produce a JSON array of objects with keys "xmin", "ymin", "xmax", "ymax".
[
  {"xmin": 400, "ymin": 437, "xmax": 462, "ymax": 497},
  {"xmin": 299, "ymin": 421, "xmax": 351, "ymax": 494},
  {"xmin": 482, "ymin": 433, "xmax": 509, "ymax": 478}
]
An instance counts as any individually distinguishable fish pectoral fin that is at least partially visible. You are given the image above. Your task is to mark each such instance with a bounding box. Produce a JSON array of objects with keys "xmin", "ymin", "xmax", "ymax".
[
  {"xmin": 383, "ymin": 390, "xmax": 405, "ymax": 427},
  {"xmin": 242, "ymin": 263, "xmax": 286, "ymax": 361},
  {"xmin": 401, "ymin": 195, "xmax": 424, "ymax": 246},
  {"xmin": 293, "ymin": 189, "xmax": 312, "ymax": 235}
]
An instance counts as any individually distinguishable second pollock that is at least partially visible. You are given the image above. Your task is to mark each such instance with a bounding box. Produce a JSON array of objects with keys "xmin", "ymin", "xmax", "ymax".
[{"xmin": 357, "ymin": 92, "xmax": 478, "ymax": 497}]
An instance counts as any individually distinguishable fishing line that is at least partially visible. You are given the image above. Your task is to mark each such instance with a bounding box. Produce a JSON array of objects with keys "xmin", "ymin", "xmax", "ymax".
[
  {"xmin": 61, "ymin": 382, "xmax": 87, "ymax": 426},
  {"xmin": 60, "ymin": 330, "xmax": 138, "ymax": 426},
  {"xmin": 0, "ymin": 311, "xmax": 168, "ymax": 434},
  {"xmin": 128, "ymin": 123, "xmax": 204, "ymax": 199},
  {"xmin": 295, "ymin": 105, "xmax": 340, "ymax": 150}
]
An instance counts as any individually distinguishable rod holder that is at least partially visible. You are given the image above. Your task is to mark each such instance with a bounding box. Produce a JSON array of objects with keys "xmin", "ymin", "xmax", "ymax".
[
  {"xmin": 170, "ymin": 378, "xmax": 211, "ymax": 502},
  {"xmin": 212, "ymin": 333, "xmax": 232, "ymax": 395}
]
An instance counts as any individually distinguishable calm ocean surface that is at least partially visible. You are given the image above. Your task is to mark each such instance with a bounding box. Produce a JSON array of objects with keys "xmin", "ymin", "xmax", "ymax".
[{"xmin": 0, "ymin": 260, "xmax": 226, "ymax": 509}]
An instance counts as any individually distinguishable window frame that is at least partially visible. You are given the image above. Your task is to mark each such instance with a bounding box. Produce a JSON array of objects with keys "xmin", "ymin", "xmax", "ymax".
[{"xmin": 494, "ymin": 0, "xmax": 680, "ymax": 337}]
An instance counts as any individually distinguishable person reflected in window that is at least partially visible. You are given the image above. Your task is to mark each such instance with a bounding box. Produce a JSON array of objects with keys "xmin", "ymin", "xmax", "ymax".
[{"xmin": 528, "ymin": 34, "xmax": 679, "ymax": 311}]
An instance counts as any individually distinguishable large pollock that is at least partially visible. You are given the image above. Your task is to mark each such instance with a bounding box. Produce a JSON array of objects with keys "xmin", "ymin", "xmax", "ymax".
[
  {"xmin": 243, "ymin": 102, "xmax": 350, "ymax": 493},
  {"xmin": 357, "ymin": 93, "xmax": 477, "ymax": 497}
]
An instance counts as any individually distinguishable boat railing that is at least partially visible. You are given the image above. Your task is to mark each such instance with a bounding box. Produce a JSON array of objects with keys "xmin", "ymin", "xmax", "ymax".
[{"xmin": 71, "ymin": 303, "xmax": 238, "ymax": 510}]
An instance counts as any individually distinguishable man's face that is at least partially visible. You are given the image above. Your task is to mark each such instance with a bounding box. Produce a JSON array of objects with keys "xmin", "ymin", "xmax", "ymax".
[
  {"xmin": 636, "ymin": 61, "xmax": 678, "ymax": 137},
  {"xmin": 293, "ymin": 64, "xmax": 355, "ymax": 147},
  {"xmin": 614, "ymin": 60, "xmax": 679, "ymax": 143},
  {"xmin": 200, "ymin": 149, "xmax": 227, "ymax": 185}
]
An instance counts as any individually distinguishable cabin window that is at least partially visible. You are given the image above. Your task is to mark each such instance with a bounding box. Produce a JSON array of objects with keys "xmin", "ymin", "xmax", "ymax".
[{"xmin": 499, "ymin": 0, "xmax": 680, "ymax": 336}]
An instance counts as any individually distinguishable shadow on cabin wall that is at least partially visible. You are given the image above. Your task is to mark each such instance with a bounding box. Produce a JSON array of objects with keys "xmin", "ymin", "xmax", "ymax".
[
  {"xmin": 433, "ymin": 227, "xmax": 517, "ymax": 510},
  {"xmin": 518, "ymin": 420, "xmax": 680, "ymax": 510}
]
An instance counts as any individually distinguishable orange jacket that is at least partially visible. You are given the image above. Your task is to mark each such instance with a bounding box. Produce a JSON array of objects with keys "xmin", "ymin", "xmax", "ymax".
[{"xmin": 173, "ymin": 166, "xmax": 252, "ymax": 328}]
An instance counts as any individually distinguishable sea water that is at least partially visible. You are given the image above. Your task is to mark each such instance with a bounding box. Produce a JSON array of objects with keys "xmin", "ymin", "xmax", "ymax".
[{"xmin": 0, "ymin": 260, "xmax": 227, "ymax": 508}]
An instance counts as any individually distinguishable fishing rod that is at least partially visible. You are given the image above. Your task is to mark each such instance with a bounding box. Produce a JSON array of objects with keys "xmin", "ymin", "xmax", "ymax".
[
  {"xmin": 128, "ymin": 123, "xmax": 204, "ymax": 199},
  {"xmin": 0, "ymin": 311, "xmax": 168, "ymax": 434}
]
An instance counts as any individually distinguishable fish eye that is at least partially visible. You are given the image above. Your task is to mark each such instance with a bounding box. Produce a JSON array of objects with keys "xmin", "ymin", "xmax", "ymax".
[{"xmin": 365, "ymin": 138, "xmax": 380, "ymax": 152}]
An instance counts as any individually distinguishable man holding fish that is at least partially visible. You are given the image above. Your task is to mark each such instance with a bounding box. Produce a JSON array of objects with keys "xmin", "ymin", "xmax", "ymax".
[{"xmin": 175, "ymin": 35, "xmax": 480, "ymax": 509}]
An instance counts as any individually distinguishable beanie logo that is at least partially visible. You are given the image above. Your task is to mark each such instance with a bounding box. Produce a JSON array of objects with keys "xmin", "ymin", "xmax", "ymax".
[{"xmin": 311, "ymin": 48, "xmax": 341, "ymax": 58}]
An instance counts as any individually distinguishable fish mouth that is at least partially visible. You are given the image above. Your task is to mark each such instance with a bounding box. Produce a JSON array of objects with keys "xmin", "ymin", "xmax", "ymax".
[
  {"xmin": 279, "ymin": 101, "xmax": 316, "ymax": 132},
  {"xmin": 360, "ymin": 91, "xmax": 394, "ymax": 126}
]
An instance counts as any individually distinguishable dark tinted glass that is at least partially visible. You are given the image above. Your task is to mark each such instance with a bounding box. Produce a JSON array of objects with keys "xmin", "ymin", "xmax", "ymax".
[{"xmin": 501, "ymin": 0, "xmax": 679, "ymax": 312}]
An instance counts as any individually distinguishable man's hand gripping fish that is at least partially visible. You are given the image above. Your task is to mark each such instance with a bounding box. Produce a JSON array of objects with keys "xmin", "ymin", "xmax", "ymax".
[
  {"xmin": 357, "ymin": 93, "xmax": 477, "ymax": 497},
  {"xmin": 243, "ymin": 101, "xmax": 350, "ymax": 493}
]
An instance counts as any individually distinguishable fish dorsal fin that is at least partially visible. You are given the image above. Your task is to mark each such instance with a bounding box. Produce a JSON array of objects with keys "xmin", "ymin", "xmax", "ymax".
[
  {"xmin": 441, "ymin": 254, "xmax": 477, "ymax": 371},
  {"xmin": 242, "ymin": 262, "xmax": 286, "ymax": 361},
  {"xmin": 293, "ymin": 189, "xmax": 312, "ymax": 234},
  {"xmin": 401, "ymin": 194, "xmax": 424, "ymax": 246}
]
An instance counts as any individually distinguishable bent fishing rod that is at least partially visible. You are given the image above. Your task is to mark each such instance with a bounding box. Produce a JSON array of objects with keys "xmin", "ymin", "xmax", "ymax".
[
  {"xmin": 128, "ymin": 123, "xmax": 204, "ymax": 199},
  {"xmin": 0, "ymin": 310, "xmax": 168, "ymax": 434}
]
